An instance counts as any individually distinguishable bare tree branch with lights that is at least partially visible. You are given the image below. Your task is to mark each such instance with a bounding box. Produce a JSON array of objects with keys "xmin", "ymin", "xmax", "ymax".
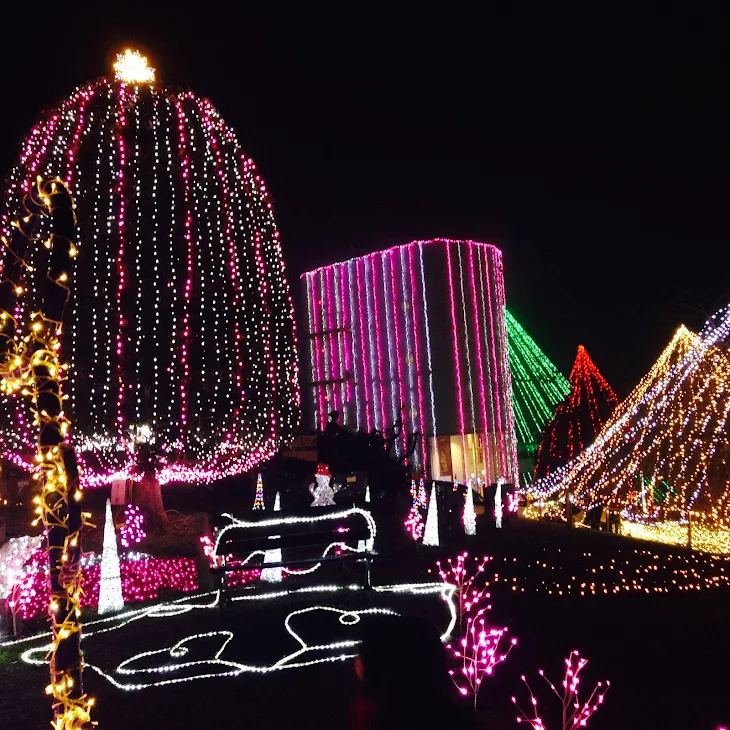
[
  {"xmin": 446, "ymin": 606, "xmax": 517, "ymax": 711},
  {"xmin": 434, "ymin": 552, "xmax": 492, "ymax": 629},
  {"xmin": 512, "ymin": 650, "xmax": 609, "ymax": 730},
  {"xmin": 435, "ymin": 553, "xmax": 516, "ymax": 711}
]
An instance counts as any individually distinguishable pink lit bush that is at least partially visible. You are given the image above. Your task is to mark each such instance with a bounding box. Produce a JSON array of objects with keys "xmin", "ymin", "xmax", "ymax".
[
  {"xmin": 12, "ymin": 556, "xmax": 199, "ymax": 620},
  {"xmin": 436, "ymin": 553, "xmax": 516, "ymax": 709},
  {"xmin": 435, "ymin": 553, "xmax": 609, "ymax": 723}
]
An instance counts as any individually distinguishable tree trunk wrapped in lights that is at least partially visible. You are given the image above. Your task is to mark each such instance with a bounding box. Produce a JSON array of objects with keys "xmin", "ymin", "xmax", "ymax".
[{"xmin": 0, "ymin": 177, "xmax": 93, "ymax": 729}]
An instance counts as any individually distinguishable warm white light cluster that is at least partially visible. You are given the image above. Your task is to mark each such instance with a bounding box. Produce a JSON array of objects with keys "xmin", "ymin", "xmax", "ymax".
[
  {"xmin": 113, "ymin": 49, "xmax": 155, "ymax": 84},
  {"xmin": 620, "ymin": 518, "xmax": 730, "ymax": 555}
]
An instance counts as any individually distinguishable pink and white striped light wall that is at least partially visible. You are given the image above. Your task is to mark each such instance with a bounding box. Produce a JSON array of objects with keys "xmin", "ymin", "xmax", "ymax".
[{"xmin": 302, "ymin": 239, "xmax": 518, "ymax": 484}]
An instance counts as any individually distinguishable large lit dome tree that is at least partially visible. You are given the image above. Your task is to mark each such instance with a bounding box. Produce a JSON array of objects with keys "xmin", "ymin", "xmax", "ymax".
[
  {"xmin": 533, "ymin": 345, "xmax": 618, "ymax": 479},
  {"xmin": 0, "ymin": 51, "xmax": 300, "ymax": 502},
  {"xmin": 528, "ymin": 320, "xmax": 730, "ymax": 552}
]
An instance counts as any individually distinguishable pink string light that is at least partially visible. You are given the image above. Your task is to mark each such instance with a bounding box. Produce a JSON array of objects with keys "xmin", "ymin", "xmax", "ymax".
[
  {"xmin": 324, "ymin": 264, "xmax": 338, "ymax": 416},
  {"xmin": 174, "ymin": 98, "xmax": 195, "ymax": 443},
  {"xmin": 339, "ymin": 264, "xmax": 352, "ymax": 416},
  {"xmin": 355, "ymin": 258, "xmax": 373, "ymax": 431},
  {"xmin": 306, "ymin": 273, "xmax": 326, "ymax": 429},
  {"xmin": 434, "ymin": 552, "xmax": 492, "ymax": 618},
  {"xmin": 368, "ymin": 257, "xmax": 387, "ymax": 431},
  {"xmin": 492, "ymin": 246, "xmax": 520, "ymax": 480},
  {"xmin": 436, "ymin": 553, "xmax": 517, "ymax": 714},
  {"xmin": 468, "ymin": 243, "xmax": 490, "ymax": 464},
  {"xmin": 390, "ymin": 250, "xmax": 410, "ymax": 452},
  {"xmin": 445, "ymin": 242, "xmax": 468, "ymax": 479},
  {"xmin": 0, "ymin": 73, "xmax": 300, "ymax": 485},
  {"xmin": 404, "ymin": 479, "xmax": 431, "ymax": 540},
  {"xmin": 114, "ymin": 84, "xmax": 128, "ymax": 446},
  {"xmin": 405, "ymin": 245, "xmax": 428, "ymax": 470},
  {"xmin": 200, "ymin": 109, "xmax": 250, "ymax": 431},
  {"xmin": 482, "ymin": 245, "xmax": 505, "ymax": 476}
]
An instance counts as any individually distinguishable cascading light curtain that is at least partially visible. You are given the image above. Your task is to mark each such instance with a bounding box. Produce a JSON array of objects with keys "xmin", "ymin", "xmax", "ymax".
[{"xmin": 0, "ymin": 52, "xmax": 300, "ymax": 486}]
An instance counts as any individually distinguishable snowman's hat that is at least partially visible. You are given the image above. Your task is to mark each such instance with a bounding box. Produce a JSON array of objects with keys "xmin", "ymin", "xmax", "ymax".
[{"xmin": 315, "ymin": 462, "xmax": 331, "ymax": 478}]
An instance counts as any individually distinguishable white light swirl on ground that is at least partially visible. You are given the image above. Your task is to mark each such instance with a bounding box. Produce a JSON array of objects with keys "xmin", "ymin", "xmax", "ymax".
[{"xmin": 6, "ymin": 581, "xmax": 456, "ymax": 691}]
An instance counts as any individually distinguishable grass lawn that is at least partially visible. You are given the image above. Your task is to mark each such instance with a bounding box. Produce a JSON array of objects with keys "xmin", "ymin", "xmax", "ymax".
[{"xmin": 1, "ymin": 519, "xmax": 729, "ymax": 729}]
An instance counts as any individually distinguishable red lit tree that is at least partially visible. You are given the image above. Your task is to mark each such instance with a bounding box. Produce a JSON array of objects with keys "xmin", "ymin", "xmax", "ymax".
[{"xmin": 534, "ymin": 345, "xmax": 618, "ymax": 479}]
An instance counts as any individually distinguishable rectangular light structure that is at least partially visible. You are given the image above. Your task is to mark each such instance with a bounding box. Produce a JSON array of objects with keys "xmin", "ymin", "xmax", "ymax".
[{"xmin": 302, "ymin": 239, "xmax": 518, "ymax": 486}]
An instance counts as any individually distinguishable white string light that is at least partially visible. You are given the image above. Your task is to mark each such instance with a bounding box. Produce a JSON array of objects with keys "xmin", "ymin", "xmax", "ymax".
[
  {"xmin": 464, "ymin": 484, "xmax": 476, "ymax": 536},
  {"xmin": 215, "ymin": 507, "xmax": 376, "ymax": 557}
]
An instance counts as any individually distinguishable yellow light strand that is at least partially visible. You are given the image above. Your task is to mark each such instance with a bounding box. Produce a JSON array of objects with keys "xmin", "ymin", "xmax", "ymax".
[{"xmin": 0, "ymin": 177, "xmax": 95, "ymax": 728}]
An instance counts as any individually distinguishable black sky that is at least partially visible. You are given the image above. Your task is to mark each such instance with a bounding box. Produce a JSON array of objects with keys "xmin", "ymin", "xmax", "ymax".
[{"xmin": 1, "ymin": 7, "xmax": 728, "ymax": 395}]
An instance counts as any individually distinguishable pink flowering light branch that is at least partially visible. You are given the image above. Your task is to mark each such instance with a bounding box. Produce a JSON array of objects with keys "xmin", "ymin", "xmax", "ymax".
[
  {"xmin": 119, "ymin": 503, "xmax": 146, "ymax": 548},
  {"xmin": 7, "ymin": 581, "xmax": 23, "ymax": 635},
  {"xmin": 435, "ymin": 552, "xmax": 492, "ymax": 621},
  {"xmin": 404, "ymin": 504, "xmax": 425, "ymax": 541},
  {"xmin": 446, "ymin": 607, "xmax": 517, "ymax": 710},
  {"xmin": 513, "ymin": 650, "xmax": 609, "ymax": 729}
]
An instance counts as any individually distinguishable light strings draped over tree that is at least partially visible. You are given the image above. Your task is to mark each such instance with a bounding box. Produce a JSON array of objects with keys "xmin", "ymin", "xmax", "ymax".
[
  {"xmin": 528, "ymin": 318, "xmax": 730, "ymax": 551},
  {"xmin": 0, "ymin": 51, "xmax": 300, "ymax": 487}
]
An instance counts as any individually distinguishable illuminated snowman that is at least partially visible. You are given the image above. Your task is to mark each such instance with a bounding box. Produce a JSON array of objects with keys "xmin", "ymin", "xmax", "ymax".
[{"xmin": 309, "ymin": 463, "xmax": 341, "ymax": 507}]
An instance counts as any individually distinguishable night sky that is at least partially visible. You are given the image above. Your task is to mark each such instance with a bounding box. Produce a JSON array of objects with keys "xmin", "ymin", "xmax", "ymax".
[{"xmin": 1, "ymin": 9, "xmax": 727, "ymax": 395}]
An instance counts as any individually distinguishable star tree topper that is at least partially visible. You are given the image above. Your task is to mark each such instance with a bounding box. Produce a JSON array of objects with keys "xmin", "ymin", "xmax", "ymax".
[{"xmin": 113, "ymin": 49, "xmax": 155, "ymax": 84}]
